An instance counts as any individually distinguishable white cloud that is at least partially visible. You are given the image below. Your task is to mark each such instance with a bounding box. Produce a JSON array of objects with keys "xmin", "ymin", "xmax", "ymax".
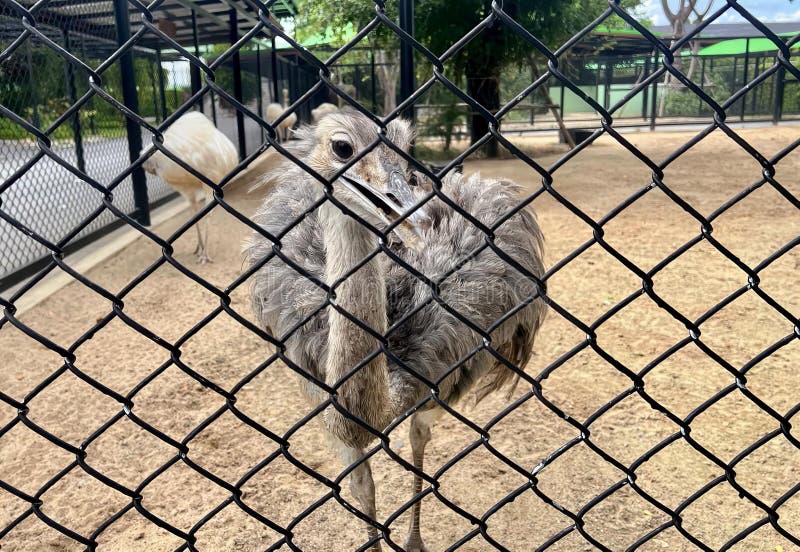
[
  {"xmin": 718, "ymin": 10, "xmax": 749, "ymax": 23},
  {"xmin": 623, "ymin": 0, "xmax": 799, "ymax": 26},
  {"xmin": 772, "ymin": 9, "xmax": 800, "ymax": 22},
  {"xmin": 640, "ymin": 0, "xmax": 668, "ymax": 25}
]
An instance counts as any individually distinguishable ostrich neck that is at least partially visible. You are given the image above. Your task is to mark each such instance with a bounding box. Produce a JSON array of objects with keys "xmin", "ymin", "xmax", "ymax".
[{"xmin": 319, "ymin": 202, "xmax": 392, "ymax": 438}]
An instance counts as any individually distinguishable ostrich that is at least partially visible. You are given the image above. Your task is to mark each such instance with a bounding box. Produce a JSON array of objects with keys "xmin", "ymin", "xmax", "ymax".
[
  {"xmin": 311, "ymin": 102, "xmax": 339, "ymax": 122},
  {"xmin": 265, "ymin": 87, "xmax": 297, "ymax": 143},
  {"xmin": 142, "ymin": 111, "xmax": 237, "ymax": 264},
  {"xmin": 243, "ymin": 110, "xmax": 546, "ymax": 551},
  {"xmin": 313, "ymin": 74, "xmax": 357, "ymax": 122}
]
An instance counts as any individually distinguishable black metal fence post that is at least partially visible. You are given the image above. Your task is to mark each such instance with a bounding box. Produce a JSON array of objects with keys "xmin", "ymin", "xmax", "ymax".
[
  {"xmin": 172, "ymin": 70, "xmax": 179, "ymax": 109},
  {"xmin": 113, "ymin": 0, "xmax": 149, "ymax": 226},
  {"xmin": 230, "ymin": 9, "xmax": 246, "ymax": 159},
  {"xmin": 650, "ymin": 52, "xmax": 658, "ymax": 130},
  {"xmin": 773, "ymin": 64, "xmax": 786, "ymax": 124},
  {"xmin": 25, "ymin": 39, "xmax": 40, "ymax": 128},
  {"xmin": 530, "ymin": 61, "xmax": 537, "ymax": 125},
  {"xmin": 641, "ymin": 55, "xmax": 650, "ymax": 121},
  {"xmin": 751, "ymin": 55, "xmax": 761, "ymax": 114},
  {"xmin": 698, "ymin": 55, "xmax": 706, "ymax": 117},
  {"xmin": 399, "ymin": 0, "xmax": 415, "ymax": 124},
  {"xmin": 740, "ymin": 38, "xmax": 750, "ymax": 121},
  {"xmin": 271, "ymin": 35, "xmax": 279, "ymax": 103},
  {"xmin": 156, "ymin": 48, "xmax": 168, "ymax": 121},
  {"xmin": 210, "ymin": 90, "xmax": 218, "ymax": 125},
  {"xmin": 191, "ymin": 10, "xmax": 203, "ymax": 113},
  {"xmin": 290, "ymin": 59, "xmax": 297, "ymax": 106},
  {"xmin": 354, "ymin": 64, "xmax": 362, "ymax": 101},
  {"xmin": 79, "ymin": 35, "xmax": 96, "ymax": 135},
  {"xmin": 62, "ymin": 26, "xmax": 86, "ymax": 174},
  {"xmin": 370, "ymin": 50, "xmax": 377, "ymax": 113},
  {"xmin": 256, "ymin": 43, "xmax": 264, "ymax": 141}
]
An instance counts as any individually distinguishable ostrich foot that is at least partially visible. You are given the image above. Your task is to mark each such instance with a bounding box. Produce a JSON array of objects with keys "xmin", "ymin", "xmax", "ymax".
[
  {"xmin": 403, "ymin": 536, "xmax": 429, "ymax": 552},
  {"xmin": 196, "ymin": 250, "xmax": 213, "ymax": 264}
]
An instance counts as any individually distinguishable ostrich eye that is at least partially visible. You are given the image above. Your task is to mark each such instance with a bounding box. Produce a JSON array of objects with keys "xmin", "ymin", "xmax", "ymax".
[
  {"xmin": 331, "ymin": 140, "xmax": 354, "ymax": 160},
  {"xmin": 408, "ymin": 173, "xmax": 418, "ymax": 187}
]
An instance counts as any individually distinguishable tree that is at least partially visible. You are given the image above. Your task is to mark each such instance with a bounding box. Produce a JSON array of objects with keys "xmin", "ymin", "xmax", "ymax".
[
  {"xmin": 657, "ymin": 0, "xmax": 713, "ymax": 115},
  {"xmin": 296, "ymin": 0, "xmax": 643, "ymax": 157},
  {"xmin": 375, "ymin": 49, "xmax": 400, "ymax": 115}
]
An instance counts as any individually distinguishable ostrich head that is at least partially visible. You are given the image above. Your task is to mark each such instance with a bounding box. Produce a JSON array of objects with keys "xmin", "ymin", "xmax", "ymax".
[{"xmin": 296, "ymin": 109, "xmax": 429, "ymax": 244}]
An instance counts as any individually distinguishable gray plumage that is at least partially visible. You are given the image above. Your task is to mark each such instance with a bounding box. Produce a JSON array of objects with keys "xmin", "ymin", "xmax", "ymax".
[{"xmin": 243, "ymin": 109, "xmax": 546, "ymax": 551}]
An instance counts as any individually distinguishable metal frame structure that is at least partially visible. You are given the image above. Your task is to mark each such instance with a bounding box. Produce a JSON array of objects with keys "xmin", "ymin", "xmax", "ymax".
[{"xmin": 0, "ymin": 0, "xmax": 297, "ymax": 288}]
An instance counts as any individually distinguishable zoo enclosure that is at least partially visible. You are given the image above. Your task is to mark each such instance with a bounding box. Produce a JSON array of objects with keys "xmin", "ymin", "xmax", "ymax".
[
  {"xmin": 1, "ymin": 0, "xmax": 800, "ymax": 551},
  {"xmin": 0, "ymin": 0, "xmax": 388, "ymax": 288},
  {"xmin": 416, "ymin": 28, "xmax": 800, "ymax": 138},
  {"xmin": 0, "ymin": 0, "xmax": 301, "ymax": 287},
  {"xmin": 2, "ymin": 1, "xmax": 800, "ymax": 287}
]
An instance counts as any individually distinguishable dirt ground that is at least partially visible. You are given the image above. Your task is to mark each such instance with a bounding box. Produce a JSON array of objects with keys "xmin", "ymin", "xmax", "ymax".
[{"xmin": 1, "ymin": 125, "xmax": 799, "ymax": 551}]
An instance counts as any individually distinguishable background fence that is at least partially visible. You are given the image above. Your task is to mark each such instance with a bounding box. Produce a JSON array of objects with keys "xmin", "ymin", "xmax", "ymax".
[
  {"xmin": 0, "ymin": 7, "xmax": 179, "ymax": 287},
  {"xmin": 1, "ymin": 0, "xmax": 800, "ymax": 550}
]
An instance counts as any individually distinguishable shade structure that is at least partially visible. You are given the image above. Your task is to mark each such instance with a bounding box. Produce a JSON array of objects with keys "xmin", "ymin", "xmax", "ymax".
[
  {"xmin": 698, "ymin": 34, "xmax": 800, "ymax": 56},
  {"xmin": 0, "ymin": 0, "xmax": 298, "ymax": 50}
]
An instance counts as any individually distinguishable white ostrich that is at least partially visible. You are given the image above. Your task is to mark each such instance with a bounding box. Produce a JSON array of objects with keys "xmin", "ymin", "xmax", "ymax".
[
  {"xmin": 142, "ymin": 111, "xmax": 237, "ymax": 264},
  {"xmin": 265, "ymin": 87, "xmax": 297, "ymax": 142},
  {"xmin": 311, "ymin": 102, "xmax": 339, "ymax": 122}
]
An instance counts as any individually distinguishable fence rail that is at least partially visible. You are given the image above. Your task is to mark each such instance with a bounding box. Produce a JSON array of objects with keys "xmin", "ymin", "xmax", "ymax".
[{"xmin": 1, "ymin": 0, "xmax": 799, "ymax": 550}]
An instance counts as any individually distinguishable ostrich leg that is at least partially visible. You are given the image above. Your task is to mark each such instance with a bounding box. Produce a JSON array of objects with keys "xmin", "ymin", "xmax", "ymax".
[
  {"xmin": 198, "ymin": 193, "xmax": 212, "ymax": 263},
  {"xmin": 405, "ymin": 408, "xmax": 441, "ymax": 552},
  {"xmin": 341, "ymin": 447, "xmax": 382, "ymax": 551},
  {"xmin": 189, "ymin": 192, "xmax": 211, "ymax": 264}
]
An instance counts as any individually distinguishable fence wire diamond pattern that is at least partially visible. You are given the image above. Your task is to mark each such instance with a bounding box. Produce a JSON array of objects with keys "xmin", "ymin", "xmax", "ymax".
[{"xmin": 1, "ymin": 0, "xmax": 799, "ymax": 550}]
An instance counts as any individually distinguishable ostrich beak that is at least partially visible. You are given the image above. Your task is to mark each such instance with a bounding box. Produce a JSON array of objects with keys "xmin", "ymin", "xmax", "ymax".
[{"xmin": 340, "ymin": 172, "xmax": 427, "ymax": 248}]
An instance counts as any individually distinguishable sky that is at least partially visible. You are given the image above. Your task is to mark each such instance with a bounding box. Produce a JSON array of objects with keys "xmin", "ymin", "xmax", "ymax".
[{"xmin": 639, "ymin": 0, "xmax": 800, "ymax": 25}]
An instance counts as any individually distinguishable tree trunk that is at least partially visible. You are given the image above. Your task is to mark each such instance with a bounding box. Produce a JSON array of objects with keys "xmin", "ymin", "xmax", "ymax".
[
  {"xmin": 657, "ymin": 0, "xmax": 712, "ymax": 116},
  {"xmin": 658, "ymin": 17, "xmax": 685, "ymax": 117},
  {"xmin": 375, "ymin": 49, "xmax": 398, "ymax": 116},
  {"xmin": 686, "ymin": 40, "xmax": 700, "ymax": 81},
  {"xmin": 466, "ymin": 60, "xmax": 500, "ymax": 158},
  {"xmin": 530, "ymin": 57, "xmax": 575, "ymax": 149}
]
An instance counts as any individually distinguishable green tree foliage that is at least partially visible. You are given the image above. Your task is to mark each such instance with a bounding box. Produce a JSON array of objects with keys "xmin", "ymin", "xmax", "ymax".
[
  {"xmin": 296, "ymin": 0, "xmax": 644, "ymax": 157},
  {"xmin": 0, "ymin": 46, "xmax": 68, "ymax": 136},
  {"xmin": 205, "ymin": 44, "xmax": 262, "ymax": 105},
  {"xmin": 0, "ymin": 47, "xmax": 175, "ymax": 140}
]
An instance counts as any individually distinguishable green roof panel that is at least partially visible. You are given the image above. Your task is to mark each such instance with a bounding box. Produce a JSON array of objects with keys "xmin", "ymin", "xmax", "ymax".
[{"xmin": 698, "ymin": 36, "xmax": 800, "ymax": 56}]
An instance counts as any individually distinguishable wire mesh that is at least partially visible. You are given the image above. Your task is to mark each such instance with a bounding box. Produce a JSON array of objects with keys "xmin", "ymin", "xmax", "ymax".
[
  {"xmin": 1, "ymin": 0, "xmax": 799, "ymax": 550},
  {"xmin": 0, "ymin": 3, "xmax": 176, "ymax": 284}
]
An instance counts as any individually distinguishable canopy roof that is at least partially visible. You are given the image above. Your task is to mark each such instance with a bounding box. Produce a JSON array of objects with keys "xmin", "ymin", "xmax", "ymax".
[
  {"xmin": 0, "ymin": 0, "xmax": 297, "ymax": 52},
  {"xmin": 590, "ymin": 22, "xmax": 800, "ymax": 57},
  {"xmin": 651, "ymin": 22, "xmax": 800, "ymax": 40},
  {"xmin": 698, "ymin": 35, "xmax": 800, "ymax": 56}
]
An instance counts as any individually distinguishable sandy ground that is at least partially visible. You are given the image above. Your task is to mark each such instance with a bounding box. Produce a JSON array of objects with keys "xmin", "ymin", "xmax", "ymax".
[{"xmin": 1, "ymin": 125, "xmax": 799, "ymax": 551}]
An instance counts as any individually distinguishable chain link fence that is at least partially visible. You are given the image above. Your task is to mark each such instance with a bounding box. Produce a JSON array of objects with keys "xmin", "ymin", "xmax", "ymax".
[
  {"xmin": 0, "ymin": 4, "xmax": 180, "ymax": 287},
  {"xmin": 1, "ymin": 0, "xmax": 799, "ymax": 550}
]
